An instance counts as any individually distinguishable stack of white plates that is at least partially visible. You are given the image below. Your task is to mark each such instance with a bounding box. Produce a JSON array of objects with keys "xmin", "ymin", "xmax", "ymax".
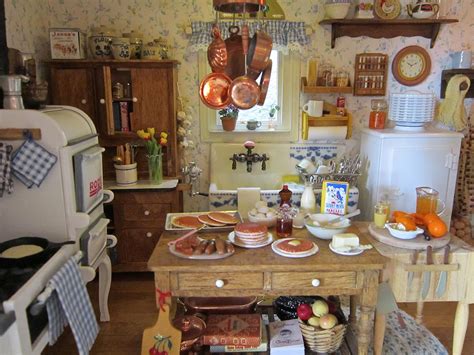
[{"xmin": 389, "ymin": 92, "xmax": 436, "ymax": 127}]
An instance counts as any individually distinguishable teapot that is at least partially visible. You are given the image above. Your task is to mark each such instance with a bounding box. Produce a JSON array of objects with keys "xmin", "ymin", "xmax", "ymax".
[{"xmin": 407, "ymin": 0, "xmax": 439, "ymax": 19}]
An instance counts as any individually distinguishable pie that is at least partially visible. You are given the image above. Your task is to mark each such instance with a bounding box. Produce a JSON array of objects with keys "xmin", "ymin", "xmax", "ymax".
[
  {"xmin": 197, "ymin": 214, "xmax": 226, "ymax": 227},
  {"xmin": 208, "ymin": 212, "xmax": 239, "ymax": 225},
  {"xmin": 172, "ymin": 216, "xmax": 204, "ymax": 229},
  {"xmin": 276, "ymin": 239, "xmax": 314, "ymax": 254}
]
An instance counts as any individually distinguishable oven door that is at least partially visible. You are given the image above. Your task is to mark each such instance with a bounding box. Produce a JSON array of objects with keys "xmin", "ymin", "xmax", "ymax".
[
  {"xmin": 73, "ymin": 145, "xmax": 105, "ymax": 214},
  {"xmin": 80, "ymin": 217, "xmax": 109, "ymax": 266}
]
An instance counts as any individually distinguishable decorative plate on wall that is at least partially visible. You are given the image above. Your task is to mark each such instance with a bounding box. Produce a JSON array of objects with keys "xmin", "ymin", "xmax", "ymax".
[
  {"xmin": 392, "ymin": 45, "xmax": 432, "ymax": 86},
  {"xmin": 374, "ymin": 0, "xmax": 402, "ymax": 19}
]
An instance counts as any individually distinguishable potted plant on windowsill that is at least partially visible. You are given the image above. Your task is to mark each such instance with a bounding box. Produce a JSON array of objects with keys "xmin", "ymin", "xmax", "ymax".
[{"xmin": 219, "ymin": 105, "xmax": 239, "ymax": 132}]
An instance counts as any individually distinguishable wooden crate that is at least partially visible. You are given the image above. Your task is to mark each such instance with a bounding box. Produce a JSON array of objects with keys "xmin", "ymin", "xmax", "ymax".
[{"xmin": 353, "ymin": 53, "xmax": 388, "ymax": 96}]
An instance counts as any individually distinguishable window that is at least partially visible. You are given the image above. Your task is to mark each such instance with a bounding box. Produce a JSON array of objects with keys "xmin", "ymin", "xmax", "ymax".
[{"xmin": 199, "ymin": 50, "xmax": 300, "ymax": 143}]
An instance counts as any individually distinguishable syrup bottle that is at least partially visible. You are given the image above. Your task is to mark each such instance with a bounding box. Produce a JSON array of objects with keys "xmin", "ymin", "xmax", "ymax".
[{"xmin": 279, "ymin": 184, "xmax": 292, "ymax": 207}]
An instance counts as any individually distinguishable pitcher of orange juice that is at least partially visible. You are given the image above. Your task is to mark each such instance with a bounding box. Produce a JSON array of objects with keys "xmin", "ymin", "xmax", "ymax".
[{"xmin": 416, "ymin": 187, "xmax": 446, "ymax": 216}]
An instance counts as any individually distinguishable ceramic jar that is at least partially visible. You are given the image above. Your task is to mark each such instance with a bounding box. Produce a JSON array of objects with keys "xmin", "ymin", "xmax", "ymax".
[
  {"xmin": 141, "ymin": 41, "xmax": 161, "ymax": 60},
  {"xmin": 111, "ymin": 37, "xmax": 131, "ymax": 60},
  {"xmin": 89, "ymin": 26, "xmax": 116, "ymax": 59},
  {"xmin": 154, "ymin": 38, "xmax": 170, "ymax": 59},
  {"xmin": 123, "ymin": 31, "xmax": 143, "ymax": 59}
]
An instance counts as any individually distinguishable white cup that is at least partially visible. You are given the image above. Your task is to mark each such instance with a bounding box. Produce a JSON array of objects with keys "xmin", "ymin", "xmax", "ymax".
[{"xmin": 303, "ymin": 100, "xmax": 324, "ymax": 117}]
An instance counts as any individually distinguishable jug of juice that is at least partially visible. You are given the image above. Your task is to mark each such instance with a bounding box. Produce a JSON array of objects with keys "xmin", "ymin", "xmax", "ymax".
[{"xmin": 415, "ymin": 187, "xmax": 446, "ymax": 216}]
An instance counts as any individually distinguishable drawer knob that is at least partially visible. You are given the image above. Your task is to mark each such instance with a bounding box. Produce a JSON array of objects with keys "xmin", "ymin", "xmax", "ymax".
[
  {"xmin": 311, "ymin": 279, "xmax": 320, "ymax": 287},
  {"xmin": 81, "ymin": 99, "xmax": 87, "ymax": 104},
  {"xmin": 99, "ymin": 98, "xmax": 106, "ymax": 104},
  {"xmin": 144, "ymin": 210, "xmax": 150, "ymax": 216},
  {"xmin": 146, "ymin": 232, "xmax": 152, "ymax": 238},
  {"xmin": 215, "ymin": 280, "xmax": 225, "ymax": 288},
  {"xmin": 132, "ymin": 97, "xmax": 138, "ymax": 103}
]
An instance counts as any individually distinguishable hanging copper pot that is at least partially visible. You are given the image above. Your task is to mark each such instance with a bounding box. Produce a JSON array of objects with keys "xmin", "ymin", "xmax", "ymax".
[
  {"xmin": 257, "ymin": 59, "xmax": 272, "ymax": 106},
  {"xmin": 213, "ymin": 0, "xmax": 262, "ymax": 13},
  {"xmin": 229, "ymin": 24, "xmax": 260, "ymax": 110},
  {"xmin": 199, "ymin": 72, "xmax": 232, "ymax": 109},
  {"xmin": 247, "ymin": 30, "xmax": 272, "ymax": 80},
  {"xmin": 224, "ymin": 26, "xmax": 245, "ymax": 80},
  {"xmin": 207, "ymin": 24, "xmax": 227, "ymax": 72}
]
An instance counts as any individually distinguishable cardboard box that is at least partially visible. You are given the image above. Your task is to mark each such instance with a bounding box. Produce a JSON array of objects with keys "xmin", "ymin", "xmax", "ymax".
[
  {"xmin": 209, "ymin": 322, "xmax": 268, "ymax": 353},
  {"xmin": 203, "ymin": 314, "xmax": 262, "ymax": 347},
  {"xmin": 269, "ymin": 319, "xmax": 305, "ymax": 355},
  {"xmin": 49, "ymin": 28, "xmax": 87, "ymax": 59}
]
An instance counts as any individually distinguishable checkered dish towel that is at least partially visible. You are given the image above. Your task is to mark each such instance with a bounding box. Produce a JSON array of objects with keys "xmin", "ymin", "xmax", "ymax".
[
  {"xmin": 0, "ymin": 143, "xmax": 14, "ymax": 196},
  {"xmin": 46, "ymin": 258, "xmax": 99, "ymax": 354},
  {"xmin": 11, "ymin": 138, "xmax": 57, "ymax": 187}
]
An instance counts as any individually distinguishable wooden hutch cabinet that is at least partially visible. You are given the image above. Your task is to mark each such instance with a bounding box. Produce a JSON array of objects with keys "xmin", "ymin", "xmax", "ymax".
[{"xmin": 49, "ymin": 59, "xmax": 183, "ymax": 271}]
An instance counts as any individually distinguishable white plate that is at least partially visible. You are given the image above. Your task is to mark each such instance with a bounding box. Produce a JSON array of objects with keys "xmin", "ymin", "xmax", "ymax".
[
  {"xmin": 271, "ymin": 238, "xmax": 319, "ymax": 258},
  {"xmin": 168, "ymin": 238, "xmax": 234, "ymax": 260},
  {"xmin": 329, "ymin": 242, "xmax": 364, "ymax": 256},
  {"xmin": 228, "ymin": 231, "xmax": 274, "ymax": 248}
]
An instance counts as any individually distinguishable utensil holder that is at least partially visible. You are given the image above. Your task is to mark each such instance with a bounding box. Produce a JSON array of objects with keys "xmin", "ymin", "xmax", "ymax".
[{"xmin": 114, "ymin": 163, "xmax": 137, "ymax": 186}]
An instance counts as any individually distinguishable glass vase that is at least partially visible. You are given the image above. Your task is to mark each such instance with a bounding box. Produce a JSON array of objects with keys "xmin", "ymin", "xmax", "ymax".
[{"xmin": 147, "ymin": 154, "xmax": 163, "ymax": 184}]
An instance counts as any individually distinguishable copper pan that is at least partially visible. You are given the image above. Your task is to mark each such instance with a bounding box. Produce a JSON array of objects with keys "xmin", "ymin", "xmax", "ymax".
[
  {"xmin": 247, "ymin": 1, "xmax": 272, "ymax": 80},
  {"xmin": 199, "ymin": 72, "xmax": 232, "ymax": 109},
  {"xmin": 258, "ymin": 59, "xmax": 272, "ymax": 106},
  {"xmin": 207, "ymin": 24, "xmax": 227, "ymax": 72},
  {"xmin": 229, "ymin": 23, "xmax": 260, "ymax": 110},
  {"xmin": 213, "ymin": 0, "xmax": 261, "ymax": 13},
  {"xmin": 224, "ymin": 25, "xmax": 245, "ymax": 80}
]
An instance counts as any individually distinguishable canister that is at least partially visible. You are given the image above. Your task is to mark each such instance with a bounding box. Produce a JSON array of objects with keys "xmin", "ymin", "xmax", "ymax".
[
  {"xmin": 89, "ymin": 26, "xmax": 117, "ymax": 59},
  {"xmin": 114, "ymin": 163, "xmax": 137, "ymax": 186},
  {"xmin": 123, "ymin": 31, "xmax": 143, "ymax": 59}
]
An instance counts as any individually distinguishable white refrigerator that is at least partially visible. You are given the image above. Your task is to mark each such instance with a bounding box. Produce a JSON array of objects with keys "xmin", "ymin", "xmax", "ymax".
[{"xmin": 359, "ymin": 127, "xmax": 463, "ymax": 226}]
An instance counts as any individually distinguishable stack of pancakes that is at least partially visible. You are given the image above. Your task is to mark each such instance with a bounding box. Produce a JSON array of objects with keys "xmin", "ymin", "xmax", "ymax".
[
  {"xmin": 172, "ymin": 212, "xmax": 239, "ymax": 229},
  {"xmin": 234, "ymin": 222, "xmax": 268, "ymax": 247}
]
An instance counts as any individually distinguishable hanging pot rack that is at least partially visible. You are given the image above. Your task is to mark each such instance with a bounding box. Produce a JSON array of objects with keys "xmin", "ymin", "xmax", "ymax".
[{"xmin": 213, "ymin": 0, "xmax": 263, "ymax": 14}]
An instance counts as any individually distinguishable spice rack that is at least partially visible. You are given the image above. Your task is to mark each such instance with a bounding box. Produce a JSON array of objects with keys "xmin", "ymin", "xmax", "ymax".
[
  {"xmin": 301, "ymin": 77, "xmax": 353, "ymax": 94},
  {"xmin": 353, "ymin": 53, "xmax": 388, "ymax": 96}
]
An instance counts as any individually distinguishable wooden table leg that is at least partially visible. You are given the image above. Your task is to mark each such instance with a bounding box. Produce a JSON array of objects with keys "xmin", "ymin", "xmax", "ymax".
[
  {"xmin": 349, "ymin": 295, "xmax": 357, "ymax": 325},
  {"xmin": 416, "ymin": 300, "xmax": 424, "ymax": 324},
  {"xmin": 373, "ymin": 312, "xmax": 386, "ymax": 355},
  {"xmin": 358, "ymin": 270, "xmax": 379, "ymax": 355},
  {"xmin": 453, "ymin": 300, "xmax": 469, "ymax": 355}
]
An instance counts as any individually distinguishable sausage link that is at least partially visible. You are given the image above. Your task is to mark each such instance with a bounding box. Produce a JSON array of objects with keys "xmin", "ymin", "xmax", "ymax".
[
  {"xmin": 205, "ymin": 240, "xmax": 216, "ymax": 255},
  {"xmin": 214, "ymin": 237, "xmax": 226, "ymax": 255},
  {"xmin": 194, "ymin": 240, "xmax": 208, "ymax": 255},
  {"xmin": 225, "ymin": 241, "xmax": 235, "ymax": 254}
]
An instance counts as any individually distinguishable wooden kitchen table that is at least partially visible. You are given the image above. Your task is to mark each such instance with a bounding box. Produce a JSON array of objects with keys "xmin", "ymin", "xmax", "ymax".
[{"xmin": 148, "ymin": 225, "xmax": 386, "ymax": 355}]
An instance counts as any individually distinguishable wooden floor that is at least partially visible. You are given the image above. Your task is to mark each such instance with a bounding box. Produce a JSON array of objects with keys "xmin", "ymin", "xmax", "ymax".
[{"xmin": 44, "ymin": 272, "xmax": 474, "ymax": 355}]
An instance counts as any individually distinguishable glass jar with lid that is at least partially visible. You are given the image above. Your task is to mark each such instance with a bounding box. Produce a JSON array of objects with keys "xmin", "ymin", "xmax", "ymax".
[
  {"xmin": 336, "ymin": 69, "xmax": 349, "ymax": 87},
  {"xmin": 317, "ymin": 62, "xmax": 335, "ymax": 86},
  {"xmin": 369, "ymin": 99, "xmax": 388, "ymax": 129}
]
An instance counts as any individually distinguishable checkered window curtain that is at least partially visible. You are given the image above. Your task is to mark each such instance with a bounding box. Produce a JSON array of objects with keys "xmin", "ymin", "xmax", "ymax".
[{"xmin": 189, "ymin": 20, "xmax": 310, "ymax": 55}]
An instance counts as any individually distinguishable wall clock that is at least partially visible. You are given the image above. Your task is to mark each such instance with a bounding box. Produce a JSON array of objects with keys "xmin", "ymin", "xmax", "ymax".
[
  {"xmin": 392, "ymin": 45, "xmax": 431, "ymax": 86},
  {"xmin": 374, "ymin": 0, "xmax": 401, "ymax": 19}
]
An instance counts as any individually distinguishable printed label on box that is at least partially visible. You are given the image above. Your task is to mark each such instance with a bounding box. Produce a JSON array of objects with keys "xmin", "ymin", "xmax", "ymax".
[{"xmin": 320, "ymin": 180, "xmax": 349, "ymax": 215}]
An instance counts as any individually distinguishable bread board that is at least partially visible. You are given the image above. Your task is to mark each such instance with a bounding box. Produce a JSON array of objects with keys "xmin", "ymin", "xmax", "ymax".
[{"xmin": 368, "ymin": 223, "xmax": 450, "ymax": 250}]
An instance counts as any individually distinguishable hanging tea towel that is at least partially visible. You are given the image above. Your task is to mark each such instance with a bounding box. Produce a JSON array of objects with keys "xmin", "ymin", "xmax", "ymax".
[
  {"xmin": 0, "ymin": 143, "xmax": 14, "ymax": 197},
  {"xmin": 46, "ymin": 258, "xmax": 99, "ymax": 354},
  {"xmin": 11, "ymin": 138, "xmax": 57, "ymax": 187},
  {"xmin": 436, "ymin": 74, "xmax": 471, "ymax": 131}
]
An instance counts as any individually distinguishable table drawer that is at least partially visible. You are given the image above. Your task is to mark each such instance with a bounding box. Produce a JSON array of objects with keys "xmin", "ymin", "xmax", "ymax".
[
  {"xmin": 272, "ymin": 271, "xmax": 356, "ymax": 290},
  {"xmin": 116, "ymin": 203, "xmax": 170, "ymax": 227},
  {"xmin": 177, "ymin": 272, "xmax": 264, "ymax": 291}
]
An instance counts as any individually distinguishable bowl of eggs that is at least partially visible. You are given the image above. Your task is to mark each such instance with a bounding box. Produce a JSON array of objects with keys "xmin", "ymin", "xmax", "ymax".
[{"xmin": 248, "ymin": 201, "xmax": 277, "ymax": 227}]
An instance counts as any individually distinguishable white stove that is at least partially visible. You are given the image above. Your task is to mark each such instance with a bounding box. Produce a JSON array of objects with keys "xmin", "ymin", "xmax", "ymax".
[{"xmin": 0, "ymin": 106, "xmax": 116, "ymax": 354}]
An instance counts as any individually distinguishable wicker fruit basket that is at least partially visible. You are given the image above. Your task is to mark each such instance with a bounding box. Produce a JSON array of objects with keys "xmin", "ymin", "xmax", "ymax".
[{"xmin": 298, "ymin": 317, "xmax": 347, "ymax": 353}]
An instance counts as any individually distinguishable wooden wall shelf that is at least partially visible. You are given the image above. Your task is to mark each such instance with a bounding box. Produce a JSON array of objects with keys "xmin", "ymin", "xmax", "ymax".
[
  {"xmin": 302, "ymin": 102, "xmax": 353, "ymax": 140},
  {"xmin": 319, "ymin": 18, "xmax": 458, "ymax": 48},
  {"xmin": 301, "ymin": 77, "xmax": 352, "ymax": 94}
]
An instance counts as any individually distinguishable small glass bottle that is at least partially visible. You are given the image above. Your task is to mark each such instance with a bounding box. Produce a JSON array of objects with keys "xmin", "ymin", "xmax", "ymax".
[
  {"xmin": 276, "ymin": 205, "xmax": 296, "ymax": 238},
  {"xmin": 369, "ymin": 99, "xmax": 387, "ymax": 129},
  {"xmin": 279, "ymin": 184, "xmax": 292, "ymax": 207}
]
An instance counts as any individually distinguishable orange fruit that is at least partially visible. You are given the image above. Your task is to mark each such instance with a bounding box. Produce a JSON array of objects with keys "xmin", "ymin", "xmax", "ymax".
[
  {"xmin": 427, "ymin": 219, "xmax": 447, "ymax": 238},
  {"xmin": 396, "ymin": 215, "xmax": 417, "ymax": 231},
  {"xmin": 392, "ymin": 211, "xmax": 409, "ymax": 223},
  {"xmin": 423, "ymin": 213, "xmax": 441, "ymax": 226},
  {"xmin": 410, "ymin": 213, "xmax": 426, "ymax": 226}
]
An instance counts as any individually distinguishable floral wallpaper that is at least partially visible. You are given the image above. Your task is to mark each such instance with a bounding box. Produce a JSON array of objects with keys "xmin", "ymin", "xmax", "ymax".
[{"xmin": 5, "ymin": 0, "xmax": 473, "ymax": 212}]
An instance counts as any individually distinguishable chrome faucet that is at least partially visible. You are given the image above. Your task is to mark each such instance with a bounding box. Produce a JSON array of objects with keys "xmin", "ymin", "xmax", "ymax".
[{"xmin": 230, "ymin": 141, "xmax": 270, "ymax": 173}]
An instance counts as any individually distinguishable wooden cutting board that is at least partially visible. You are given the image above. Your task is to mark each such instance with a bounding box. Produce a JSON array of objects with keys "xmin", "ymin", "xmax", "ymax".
[
  {"xmin": 368, "ymin": 223, "xmax": 451, "ymax": 250},
  {"xmin": 141, "ymin": 304, "xmax": 181, "ymax": 355}
]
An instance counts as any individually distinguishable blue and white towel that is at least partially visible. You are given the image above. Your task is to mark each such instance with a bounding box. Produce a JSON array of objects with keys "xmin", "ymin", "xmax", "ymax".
[
  {"xmin": 46, "ymin": 258, "xmax": 99, "ymax": 355},
  {"xmin": 11, "ymin": 138, "xmax": 57, "ymax": 188},
  {"xmin": 0, "ymin": 143, "xmax": 14, "ymax": 196}
]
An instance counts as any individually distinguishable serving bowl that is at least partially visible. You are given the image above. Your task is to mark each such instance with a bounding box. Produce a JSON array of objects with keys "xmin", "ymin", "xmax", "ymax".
[
  {"xmin": 324, "ymin": 3, "xmax": 351, "ymax": 19},
  {"xmin": 385, "ymin": 223, "xmax": 424, "ymax": 240},
  {"xmin": 248, "ymin": 211, "xmax": 277, "ymax": 227},
  {"xmin": 305, "ymin": 214, "xmax": 351, "ymax": 240}
]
